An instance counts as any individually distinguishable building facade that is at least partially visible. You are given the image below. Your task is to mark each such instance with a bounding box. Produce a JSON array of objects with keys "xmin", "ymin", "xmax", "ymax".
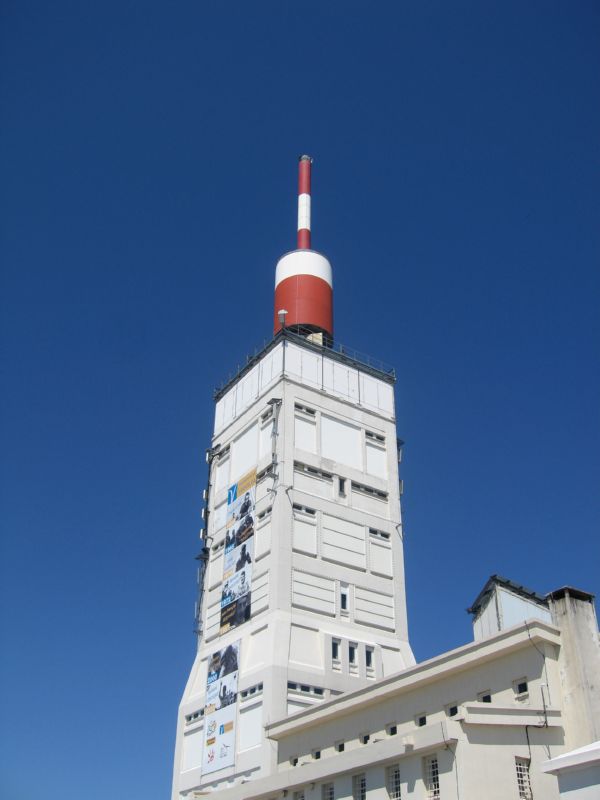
[{"xmin": 172, "ymin": 159, "xmax": 600, "ymax": 800}]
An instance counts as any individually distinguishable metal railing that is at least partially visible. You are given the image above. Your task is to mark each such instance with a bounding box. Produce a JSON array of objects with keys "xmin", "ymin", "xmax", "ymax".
[{"xmin": 214, "ymin": 327, "xmax": 396, "ymax": 398}]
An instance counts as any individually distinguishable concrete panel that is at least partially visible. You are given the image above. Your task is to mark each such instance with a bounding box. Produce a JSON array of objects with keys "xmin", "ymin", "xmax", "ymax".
[
  {"xmin": 293, "ymin": 516, "xmax": 318, "ymax": 556},
  {"xmin": 369, "ymin": 540, "xmax": 393, "ymax": 577},
  {"xmin": 252, "ymin": 570, "xmax": 270, "ymax": 615},
  {"xmin": 208, "ymin": 550, "xmax": 224, "ymax": 590},
  {"xmin": 255, "ymin": 519, "xmax": 271, "ymax": 560},
  {"xmin": 352, "ymin": 489, "xmax": 389, "ymax": 518},
  {"xmin": 292, "ymin": 570, "xmax": 336, "ymax": 615},
  {"xmin": 294, "ymin": 470, "xmax": 333, "ymax": 499},
  {"xmin": 238, "ymin": 703, "xmax": 263, "ymax": 752},
  {"xmin": 322, "ymin": 513, "xmax": 366, "ymax": 570},
  {"xmin": 295, "ymin": 415, "xmax": 317, "ymax": 453},
  {"xmin": 290, "ymin": 625, "xmax": 323, "ymax": 669},
  {"xmin": 212, "ymin": 500, "xmax": 227, "ymax": 534},
  {"xmin": 181, "ymin": 728, "xmax": 204, "ymax": 772},
  {"xmin": 259, "ymin": 420, "xmax": 273, "ymax": 460},
  {"xmin": 231, "ymin": 422, "xmax": 258, "ymax": 481},
  {"xmin": 366, "ymin": 442, "xmax": 387, "ymax": 479},
  {"xmin": 355, "ymin": 586, "xmax": 395, "ymax": 630},
  {"xmin": 258, "ymin": 342, "xmax": 284, "ymax": 392},
  {"xmin": 321, "ymin": 415, "xmax": 362, "ymax": 470},
  {"xmin": 205, "ymin": 599, "xmax": 221, "ymax": 640},
  {"xmin": 237, "ymin": 364, "xmax": 260, "ymax": 416},
  {"xmin": 242, "ymin": 626, "xmax": 268, "ymax": 670},
  {"xmin": 214, "ymin": 456, "xmax": 230, "ymax": 494}
]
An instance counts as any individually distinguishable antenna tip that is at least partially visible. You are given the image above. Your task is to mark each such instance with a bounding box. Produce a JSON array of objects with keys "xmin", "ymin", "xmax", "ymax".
[{"xmin": 299, "ymin": 154, "xmax": 313, "ymax": 163}]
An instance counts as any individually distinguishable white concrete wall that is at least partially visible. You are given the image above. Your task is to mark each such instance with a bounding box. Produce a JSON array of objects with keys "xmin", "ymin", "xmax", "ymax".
[
  {"xmin": 473, "ymin": 585, "xmax": 553, "ymax": 641},
  {"xmin": 556, "ymin": 766, "xmax": 600, "ymax": 800},
  {"xmin": 184, "ymin": 623, "xmax": 565, "ymax": 800},
  {"xmin": 173, "ymin": 340, "xmax": 412, "ymax": 798}
]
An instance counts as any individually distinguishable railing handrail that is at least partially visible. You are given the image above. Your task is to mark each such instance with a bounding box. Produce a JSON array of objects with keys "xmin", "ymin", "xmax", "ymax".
[{"xmin": 214, "ymin": 328, "xmax": 396, "ymax": 399}]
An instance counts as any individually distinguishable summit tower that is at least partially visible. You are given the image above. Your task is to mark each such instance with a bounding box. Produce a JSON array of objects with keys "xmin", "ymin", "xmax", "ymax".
[{"xmin": 173, "ymin": 158, "xmax": 415, "ymax": 798}]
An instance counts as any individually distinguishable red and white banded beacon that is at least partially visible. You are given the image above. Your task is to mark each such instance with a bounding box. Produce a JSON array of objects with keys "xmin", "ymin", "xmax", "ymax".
[{"xmin": 273, "ymin": 155, "xmax": 333, "ymax": 343}]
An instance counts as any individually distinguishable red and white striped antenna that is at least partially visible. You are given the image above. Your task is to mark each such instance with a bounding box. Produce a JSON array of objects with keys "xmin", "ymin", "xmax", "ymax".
[
  {"xmin": 273, "ymin": 156, "xmax": 333, "ymax": 341},
  {"xmin": 297, "ymin": 155, "xmax": 312, "ymax": 249}
]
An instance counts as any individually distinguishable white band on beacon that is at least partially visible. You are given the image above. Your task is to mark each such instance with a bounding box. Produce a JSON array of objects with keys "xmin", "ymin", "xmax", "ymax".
[
  {"xmin": 275, "ymin": 250, "xmax": 332, "ymax": 289},
  {"xmin": 298, "ymin": 194, "xmax": 311, "ymax": 231}
]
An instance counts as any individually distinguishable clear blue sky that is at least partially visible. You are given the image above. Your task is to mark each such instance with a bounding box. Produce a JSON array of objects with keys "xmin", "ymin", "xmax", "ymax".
[{"xmin": 1, "ymin": 2, "xmax": 598, "ymax": 798}]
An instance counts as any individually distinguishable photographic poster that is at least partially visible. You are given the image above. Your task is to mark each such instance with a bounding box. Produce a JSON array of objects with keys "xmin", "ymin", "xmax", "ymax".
[
  {"xmin": 202, "ymin": 641, "xmax": 240, "ymax": 775},
  {"xmin": 220, "ymin": 468, "xmax": 256, "ymax": 634}
]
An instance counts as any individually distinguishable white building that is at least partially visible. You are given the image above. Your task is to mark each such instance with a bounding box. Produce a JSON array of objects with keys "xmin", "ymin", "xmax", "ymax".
[{"xmin": 172, "ymin": 159, "xmax": 600, "ymax": 800}]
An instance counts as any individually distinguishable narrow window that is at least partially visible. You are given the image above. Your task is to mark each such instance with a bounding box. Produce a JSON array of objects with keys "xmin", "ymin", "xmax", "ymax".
[
  {"xmin": 338, "ymin": 477, "xmax": 346, "ymax": 496},
  {"xmin": 349, "ymin": 643, "xmax": 357, "ymax": 664},
  {"xmin": 423, "ymin": 755, "xmax": 440, "ymax": 799},
  {"xmin": 332, "ymin": 639, "xmax": 340, "ymax": 661},
  {"xmin": 478, "ymin": 691, "xmax": 492, "ymax": 703},
  {"xmin": 291, "ymin": 757, "xmax": 298, "ymax": 767},
  {"xmin": 313, "ymin": 749, "xmax": 321, "ymax": 760},
  {"xmin": 516, "ymin": 680, "xmax": 528, "ymax": 695},
  {"xmin": 322, "ymin": 784, "xmax": 334, "ymax": 800},
  {"xmin": 386, "ymin": 764, "xmax": 402, "ymax": 800},
  {"xmin": 352, "ymin": 773, "xmax": 366, "ymax": 800},
  {"xmin": 447, "ymin": 705, "xmax": 458, "ymax": 717},
  {"xmin": 360, "ymin": 733, "xmax": 370, "ymax": 745},
  {"xmin": 387, "ymin": 724, "xmax": 397, "ymax": 736},
  {"xmin": 365, "ymin": 647, "xmax": 374, "ymax": 669},
  {"xmin": 340, "ymin": 586, "xmax": 349, "ymax": 613},
  {"xmin": 515, "ymin": 757, "xmax": 532, "ymax": 799},
  {"xmin": 336, "ymin": 741, "xmax": 345, "ymax": 753},
  {"xmin": 417, "ymin": 714, "xmax": 426, "ymax": 727}
]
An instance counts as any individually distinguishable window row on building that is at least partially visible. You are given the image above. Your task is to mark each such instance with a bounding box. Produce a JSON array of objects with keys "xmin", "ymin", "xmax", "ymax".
[
  {"xmin": 290, "ymin": 755, "xmax": 531, "ymax": 800},
  {"xmin": 293, "ymin": 460, "xmax": 390, "ymax": 519},
  {"xmin": 331, "ymin": 638, "xmax": 376, "ymax": 677},
  {"xmin": 287, "ymin": 675, "xmax": 531, "ymax": 763}
]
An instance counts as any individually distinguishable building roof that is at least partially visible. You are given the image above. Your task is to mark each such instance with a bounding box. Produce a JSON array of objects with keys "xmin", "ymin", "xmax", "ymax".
[
  {"xmin": 467, "ymin": 574, "xmax": 548, "ymax": 616},
  {"xmin": 542, "ymin": 740, "xmax": 600, "ymax": 774},
  {"xmin": 546, "ymin": 585, "xmax": 596, "ymax": 603}
]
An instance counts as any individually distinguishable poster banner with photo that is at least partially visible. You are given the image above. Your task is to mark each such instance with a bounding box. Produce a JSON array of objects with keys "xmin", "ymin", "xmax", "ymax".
[
  {"xmin": 220, "ymin": 468, "xmax": 256, "ymax": 634},
  {"xmin": 202, "ymin": 641, "xmax": 240, "ymax": 775}
]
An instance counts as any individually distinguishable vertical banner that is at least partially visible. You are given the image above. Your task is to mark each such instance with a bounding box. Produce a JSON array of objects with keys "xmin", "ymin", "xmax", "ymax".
[
  {"xmin": 220, "ymin": 468, "xmax": 256, "ymax": 634},
  {"xmin": 202, "ymin": 641, "xmax": 240, "ymax": 775}
]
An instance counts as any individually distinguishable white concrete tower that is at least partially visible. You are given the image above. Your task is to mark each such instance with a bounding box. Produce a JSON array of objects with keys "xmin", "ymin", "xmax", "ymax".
[{"xmin": 172, "ymin": 158, "xmax": 415, "ymax": 799}]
